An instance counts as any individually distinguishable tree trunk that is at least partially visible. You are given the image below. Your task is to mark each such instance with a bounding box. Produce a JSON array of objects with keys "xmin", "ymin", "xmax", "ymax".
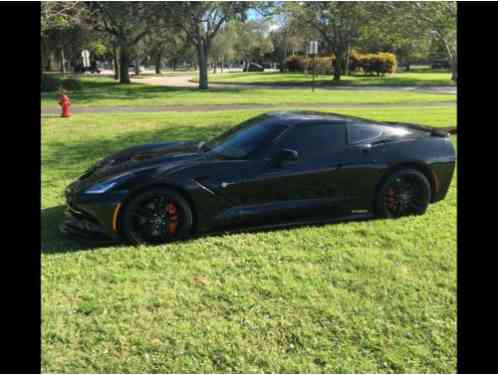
[
  {"xmin": 197, "ymin": 42, "xmax": 209, "ymax": 89},
  {"xmin": 450, "ymin": 56, "xmax": 457, "ymax": 82},
  {"xmin": 113, "ymin": 46, "xmax": 119, "ymax": 80},
  {"xmin": 441, "ymin": 38, "xmax": 457, "ymax": 82},
  {"xmin": 46, "ymin": 52, "xmax": 53, "ymax": 71},
  {"xmin": 60, "ymin": 48, "xmax": 66, "ymax": 74},
  {"xmin": 119, "ymin": 46, "xmax": 130, "ymax": 84},
  {"xmin": 344, "ymin": 46, "xmax": 351, "ymax": 76},
  {"xmin": 333, "ymin": 48, "xmax": 344, "ymax": 81},
  {"xmin": 405, "ymin": 63, "xmax": 410, "ymax": 72},
  {"xmin": 155, "ymin": 52, "xmax": 162, "ymax": 74},
  {"xmin": 283, "ymin": 35, "xmax": 288, "ymax": 73},
  {"xmin": 134, "ymin": 56, "xmax": 140, "ymax": 76}
]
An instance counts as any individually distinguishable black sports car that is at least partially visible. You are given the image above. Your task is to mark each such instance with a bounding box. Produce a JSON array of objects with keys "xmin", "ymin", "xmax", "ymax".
[{"xmin": 60, "ymin": 111, "xmax": 456, "ymax": 245}]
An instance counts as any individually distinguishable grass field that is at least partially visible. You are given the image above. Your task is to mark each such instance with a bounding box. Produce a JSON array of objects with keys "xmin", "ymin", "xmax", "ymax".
[
  {"xmin": 42, "ymin": 106, "xmax": 457, "ymax": 373},
  {"xmin": 41, "ymin": 75, "xmax": 455, "ymax": 109},
  {"xmin": 198, "ymin": 70, "xmax": 455, "ymax": 87}
]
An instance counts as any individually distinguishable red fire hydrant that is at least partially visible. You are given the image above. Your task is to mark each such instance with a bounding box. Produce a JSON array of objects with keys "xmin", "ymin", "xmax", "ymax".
[{"xmin": 58, "ymin": 93, "xmax": 72, "ymax": 118}]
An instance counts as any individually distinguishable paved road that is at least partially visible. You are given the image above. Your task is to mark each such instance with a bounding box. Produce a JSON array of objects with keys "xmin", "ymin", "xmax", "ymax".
[
  {"xmin": 42, "ymin": 101, "xmax": 455, "ymax": 115},
  {"xmin": 132, "ymin": 74, "xmax": 457, "ymax": 95}
]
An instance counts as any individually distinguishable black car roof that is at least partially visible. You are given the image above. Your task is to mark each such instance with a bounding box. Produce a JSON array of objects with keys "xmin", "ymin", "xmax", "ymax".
[
  {"xmin": 261, "ymin": 111, "xmax": 442, "ymax": 136},
  {"xmin": 264, "ymin": 111, "xmax": 382, "ymax": 125}
]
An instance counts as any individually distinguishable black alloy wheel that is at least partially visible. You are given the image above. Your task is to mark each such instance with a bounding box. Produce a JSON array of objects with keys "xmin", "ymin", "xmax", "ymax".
[
  {"xmin": 121, "ymin": 188, "xmax": 193, "ymax": 245},
  {"xmin": 376, "ymin": 169, "xmax": 431, "ymax": 218}
]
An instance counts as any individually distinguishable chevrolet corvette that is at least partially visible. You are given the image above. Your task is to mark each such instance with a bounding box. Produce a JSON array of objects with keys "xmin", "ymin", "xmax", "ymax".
[{"xmin": 60, "ymin": 111, "xmax": 456, "ymax": 245}]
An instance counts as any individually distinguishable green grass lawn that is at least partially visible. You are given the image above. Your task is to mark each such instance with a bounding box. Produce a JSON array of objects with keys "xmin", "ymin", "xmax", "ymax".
[
  {"xmin": 42, "ymin": 107, "xmax": 456, "ymax": 373},
  {"xmin": 131, "ymin": 70, "xmax": 198, "ymax": 79},
  {"xmin": 41, "ymin": 75, "xmax": 455, "ymax": 109},
  {"xmin": 201, "ymin": 71, "xmax": 454, "ymax": 86}
]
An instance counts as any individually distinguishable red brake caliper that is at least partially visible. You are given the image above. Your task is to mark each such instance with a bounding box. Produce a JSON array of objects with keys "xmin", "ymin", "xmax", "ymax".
[
  {"xmin": 166, "ymin": 203, "xmax": 178, "ymax": 236},
  {"xmin": 386, "ymin": 188, "xmax": 397, "ymax": 210}
]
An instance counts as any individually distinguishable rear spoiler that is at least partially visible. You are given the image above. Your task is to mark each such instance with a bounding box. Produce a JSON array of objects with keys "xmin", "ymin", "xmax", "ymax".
[{"xmin": 382, "ymin": 121, "xmax": 457, "ymax": 137}]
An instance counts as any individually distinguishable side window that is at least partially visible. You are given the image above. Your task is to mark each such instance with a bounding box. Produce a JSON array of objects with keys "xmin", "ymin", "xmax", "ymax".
[
  {"xmin": 275, "ymin": 123, "xmax": 346, "ymax": 160},
  {"xmin": 348, "ymin": 122, "xmax": 383, "ymax": 144}
]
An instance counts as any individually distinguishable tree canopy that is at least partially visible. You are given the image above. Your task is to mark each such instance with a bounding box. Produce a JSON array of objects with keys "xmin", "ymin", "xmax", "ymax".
[{"xmin": 41, "ymin": 1, "xmax": 458, "ymax": 84}]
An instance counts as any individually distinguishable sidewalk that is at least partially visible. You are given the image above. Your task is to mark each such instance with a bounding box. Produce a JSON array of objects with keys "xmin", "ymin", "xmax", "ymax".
[{"xmin": 42, "ymin": 101, "xmax": 455, "ymax": 115}]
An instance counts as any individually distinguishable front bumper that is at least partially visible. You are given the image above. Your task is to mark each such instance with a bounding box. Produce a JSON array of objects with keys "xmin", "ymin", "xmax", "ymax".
[{"xmin": 59, "ymin": 204, "xmax": 121, "ymax": 243}]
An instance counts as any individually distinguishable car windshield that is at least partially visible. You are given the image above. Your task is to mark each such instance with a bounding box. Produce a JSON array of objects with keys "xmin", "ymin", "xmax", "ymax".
[{"xmin": 203, "ymin": 115, "xmax": 288, "ymax": 159}]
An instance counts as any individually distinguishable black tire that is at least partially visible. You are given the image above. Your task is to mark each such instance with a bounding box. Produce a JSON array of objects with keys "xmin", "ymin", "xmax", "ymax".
[
  {"xmin": 375, "ymin": 169, "xmax": 431, "ymax": 219},
  {"xmin": 120, "ymin": 187, "xmax": 193, "ymax": 245}
]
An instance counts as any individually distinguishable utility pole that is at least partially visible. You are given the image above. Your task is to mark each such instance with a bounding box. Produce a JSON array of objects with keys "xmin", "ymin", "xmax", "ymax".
[{"xmin": 309, "ymin": 41, "xmax": 318, "ymax": 92}]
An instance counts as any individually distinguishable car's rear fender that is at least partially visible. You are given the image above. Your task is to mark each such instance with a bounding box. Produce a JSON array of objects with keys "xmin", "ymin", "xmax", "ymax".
[{"xmin": 374, "ymin": 136, "xmax": 455, "ymax": 204}]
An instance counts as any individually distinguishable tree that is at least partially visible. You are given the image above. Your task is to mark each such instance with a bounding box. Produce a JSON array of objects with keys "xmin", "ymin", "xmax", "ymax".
[
  {"xmin": 366, "ymin": 2, "xmax": 457, "ymax": 80},
  {"xmin": 232, "ymin": 20, "xmax": 273, "ymax": 70},
  {"xmin": 162, "ymin": 2, "xmax": 250, "ymax": 89},
  {"xmin": 143, "ymin": 22, "xmax": 189, "ymax": 75},
  {"xmin": 408, "ymin": 2, "xmax": 457, "ymax": 81},
  {"xmin": 284, "ymin": 2, "xmax": 378, "ymax": 81},
  {"xmin": 355, "ymin": 7, "xmax": 428, "ymax": 72},
  {"xmin": 87, "ymin": 2, "xmax": 159, "ymax": 83},
  {"xmin": 41, "ymin": 1, "xmax": 86, "ymax": 73},
  {"xmin": 209, "ymin": 25, "xmax": 236, "ymax": 73},
  {"xmin": 41, "ymin": 1, "xmax": 84, "ymax": 35}
]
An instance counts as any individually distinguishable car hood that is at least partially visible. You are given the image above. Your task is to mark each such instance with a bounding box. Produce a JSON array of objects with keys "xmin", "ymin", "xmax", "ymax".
[{"xmin": 81, "ymin": 141, "xmax": 205, "ymax": 181}]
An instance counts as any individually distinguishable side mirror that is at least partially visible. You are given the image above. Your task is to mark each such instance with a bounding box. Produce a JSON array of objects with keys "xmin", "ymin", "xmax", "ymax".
[{"xmin": 273, "ymin": 148, "xmax": 298, "ymax": 166}]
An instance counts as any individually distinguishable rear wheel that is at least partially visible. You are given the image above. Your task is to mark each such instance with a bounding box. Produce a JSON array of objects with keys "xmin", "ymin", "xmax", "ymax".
[
  {"xmin": 375, "ymin": 169, "xmax": 431, "ymax": 218},
  {"xmin": 120, "ymin": 187, "xmax": 193, "ymax": 245}
]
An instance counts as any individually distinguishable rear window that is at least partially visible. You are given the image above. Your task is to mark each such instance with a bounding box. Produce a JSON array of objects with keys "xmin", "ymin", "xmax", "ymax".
[{"xmin": 348, "ymin": 123, "xmax": 383, "ymax": 144}]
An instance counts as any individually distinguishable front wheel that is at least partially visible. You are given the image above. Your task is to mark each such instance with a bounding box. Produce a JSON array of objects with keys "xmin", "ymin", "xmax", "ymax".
[
  {"xmin": 375, "ymin": 169, "xmax": 431, "ymax": 218},
  {"xmin": 120, "ymin": 187, "xmax": 193, "ymax": 245}
]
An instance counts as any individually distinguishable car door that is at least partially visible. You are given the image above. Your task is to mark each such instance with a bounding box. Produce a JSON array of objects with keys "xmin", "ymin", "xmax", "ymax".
[{"xmin": 222, "ymin": 121, "xmax": 350, "ymax": 225}]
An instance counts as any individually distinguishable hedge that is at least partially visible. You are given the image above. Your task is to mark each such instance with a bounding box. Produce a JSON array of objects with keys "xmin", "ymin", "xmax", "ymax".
[
  {"xmin": 286, "ymin": 51, "xmax": 397, "ymax": 76},
  {"xmin": 353, "ymin": 52, "xmax": 397, "ymax": 75}
]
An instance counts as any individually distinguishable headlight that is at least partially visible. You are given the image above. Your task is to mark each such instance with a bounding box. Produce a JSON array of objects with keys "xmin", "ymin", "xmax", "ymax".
[
  {"xmin": 85, "ymin": 181, "xmax": 118, "ymax": 194},
  {"xmin": 84, "ymin": 172, "xmax": 132, "ymax": 194}
]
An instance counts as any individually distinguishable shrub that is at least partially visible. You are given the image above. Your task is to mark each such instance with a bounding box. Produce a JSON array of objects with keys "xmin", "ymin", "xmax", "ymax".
[
  {"xmin": 285, "ymin": 51, "xmax": 397, "ymax": 76},
  {"xmin": 286, "ymin": 56, "xmax": 305, "ymax": 72},
  {"xmin": 379, "ymin": 52, "xmax": 397, "ymax": 74},
  {"xmin": 41, "ymin": 74, "xmax": 62, "ymax": 92},
  {"xmin": 62, "ymin": 78, "xmax": 82, "ymax": 91},
  {"xmin": 304, "ymin": 56, "xmax": 333, "ymax": 75},
  {"xmin": 287, "ymin": 55, "xmax": 334, "ymax": 75},
  {"xmin": 349, "ymin": 50, "xmax": 363, "ymax": 72},
  {"xmin": 351, "ymin": 51, "xmax": 397, "ymax": 76},
  {"xmin": 41, "ymin": 75, "xmax": 82, "ymax": 92}
]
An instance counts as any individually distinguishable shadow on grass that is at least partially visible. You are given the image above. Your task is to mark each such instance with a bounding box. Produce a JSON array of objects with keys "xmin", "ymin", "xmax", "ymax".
[
  {"xmin": 41, "ymin": 205, "xmax": 106, "ymax": 254},
  {"xmin": 42, "ymin": 203, "xmax": 376, "ymax": 255},
  {"xmin": 213, "ymin": 78, "xmax": 454, "ymax": 88},
  {"xmin": 42, "ymin": 83, "xmax": 246, "ymax": 106},
  {"xmin": 209, "ymin": 71, "xmax": 454, "ymax": 87},
  {"xmin": 43, "ymin": 123, "xmax": 228, "ymax": 174}
]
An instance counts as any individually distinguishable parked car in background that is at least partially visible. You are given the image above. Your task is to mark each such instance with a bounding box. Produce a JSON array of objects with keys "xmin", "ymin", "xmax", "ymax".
[
  {"xmin": 72, "ymin": 62, "xmax": 101, "ymax": 74},
  {"xmin": 431, "ymin": 59, "xmax": 450, "ymax": 69},
  {"xmin": 244, "ymin": 63, "xmax": 265, "ymax": 72}
]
